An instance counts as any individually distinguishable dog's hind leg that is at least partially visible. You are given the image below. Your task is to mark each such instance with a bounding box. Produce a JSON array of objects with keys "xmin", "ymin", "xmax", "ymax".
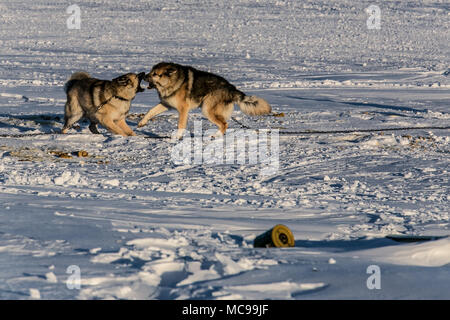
[
  {"xmin": 210, "ymin": 113, "xmax": 228, "ymax": 138},
  {"xmin": 88, "ymin": 122, "xmax": 100, "ymax": 134},
  {"xmin": 61, "ymin": 97, "xmax": 84, "ymax": 134},
  {"xmin": 203, "ymin": 102, "xmax": 232, "ymax": 138}
]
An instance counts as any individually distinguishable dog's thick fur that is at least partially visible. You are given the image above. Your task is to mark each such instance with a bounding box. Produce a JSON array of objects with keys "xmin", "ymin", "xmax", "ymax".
[
  {"xmin": 139, "ymin": 62, "xmax": 271, "ymax": 138},
  {"xmin": 62, "ymin": 72, "xmax": 145, "ymax": 136}
]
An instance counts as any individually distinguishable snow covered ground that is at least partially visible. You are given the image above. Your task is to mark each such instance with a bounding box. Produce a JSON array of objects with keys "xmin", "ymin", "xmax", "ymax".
[{"xmin": 0, "ymin": 0, "xmax": 449, "ymax": 300}]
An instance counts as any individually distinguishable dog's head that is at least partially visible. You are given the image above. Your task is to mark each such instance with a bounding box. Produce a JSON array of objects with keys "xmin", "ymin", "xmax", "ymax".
[
  {"xmin": 112, "ymin": 72, "xmax": 146, "ymax": 99},
  {"xmin": 144, "ymin": 62, "xmax": 180, "ymax": 90}
]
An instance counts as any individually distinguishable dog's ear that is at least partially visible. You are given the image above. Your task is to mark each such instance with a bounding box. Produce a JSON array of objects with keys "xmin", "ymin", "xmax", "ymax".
[
  {"xmin": 165, "ymin": 67, "xmax": 178, "ymax": 76},
  {"xmin": 113, "ymin": 75, "xmax": 131, "ymax": 86}
]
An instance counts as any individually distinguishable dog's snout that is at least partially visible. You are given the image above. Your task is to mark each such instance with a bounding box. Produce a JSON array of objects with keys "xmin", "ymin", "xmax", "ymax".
[
  {"xmin": 142, "ymin": 72, "xmax": 154, "ymax": 89},
  {"xmin": 137, "ymin": 72, "xmax": 145, "ymax": 80}
]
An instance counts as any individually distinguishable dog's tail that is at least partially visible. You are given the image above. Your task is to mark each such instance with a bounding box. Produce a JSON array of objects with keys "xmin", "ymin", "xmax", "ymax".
[
  {"xmin": 235, "ymin": 91, "xmax": 272, "ymax": 116},
  {"xmin": 64, "ymin": 71, "xmax": 91, "ymax": 93}
]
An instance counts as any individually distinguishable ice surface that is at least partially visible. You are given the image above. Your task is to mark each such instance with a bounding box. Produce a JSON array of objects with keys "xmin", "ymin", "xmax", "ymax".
[{"xmin": 0, "ymin": 0, "xmax": 449, "ymax": 299}]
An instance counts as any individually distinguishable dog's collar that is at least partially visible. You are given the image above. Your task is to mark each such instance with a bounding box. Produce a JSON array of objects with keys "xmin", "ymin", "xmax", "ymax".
[{"xmin": 96, "ymin": 95, "xmax": 130, "ymax": 112}]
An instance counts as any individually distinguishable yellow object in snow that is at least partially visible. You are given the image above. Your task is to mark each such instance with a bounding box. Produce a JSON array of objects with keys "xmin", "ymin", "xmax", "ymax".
[{"xmin": 253, "ymin": 224, "xmax": 295, "ymax": 248}]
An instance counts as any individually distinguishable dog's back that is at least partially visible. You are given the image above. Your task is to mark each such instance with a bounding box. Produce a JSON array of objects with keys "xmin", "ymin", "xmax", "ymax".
[
  {"xmin": 189, "ymin": 67, "xmax": 243, "ymax": 103},
  {"xmin": 64, "ymin": 71, "xmax": 91, "ymax": 94}
]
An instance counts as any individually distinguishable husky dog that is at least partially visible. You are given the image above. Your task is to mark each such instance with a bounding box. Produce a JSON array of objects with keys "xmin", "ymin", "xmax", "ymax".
[
  {"xmin": 62, "ymin": 72, "xmax": 145, "ymax": 136},
  {"xmin": 138, "ymin": 62, "xmax": 271, "ymax": 138}
]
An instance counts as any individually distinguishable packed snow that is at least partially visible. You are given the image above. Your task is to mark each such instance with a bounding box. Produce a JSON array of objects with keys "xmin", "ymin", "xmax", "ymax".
[{"xmin": 0, "ymin": 0, "xmax": 449, "ymax": 300}]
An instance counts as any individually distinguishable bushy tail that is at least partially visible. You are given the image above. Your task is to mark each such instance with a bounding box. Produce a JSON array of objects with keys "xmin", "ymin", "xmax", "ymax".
[
  {"xmin": 236, "ymin": 93, "xmax": 272, "ymax": 116},
  {"xmin": 64, "ymin": 71, "xmax": 91, "ymax": 93}
]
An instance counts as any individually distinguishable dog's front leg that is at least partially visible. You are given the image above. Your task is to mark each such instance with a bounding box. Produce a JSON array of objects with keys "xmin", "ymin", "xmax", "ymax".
[
  {"xmin": 100, "ymin": 117, "xmax": 128, "ymax": 137},
  {"xmin": 117, "ymin": 118, "xmax": 136, "ymax": 136},
  {"xmin": 138, "ymin": 103, "xmax": 168, "ymax": 127},
  {"xmin": 173, "ymin": 107, "xmax": 189, "ymax": 140}
]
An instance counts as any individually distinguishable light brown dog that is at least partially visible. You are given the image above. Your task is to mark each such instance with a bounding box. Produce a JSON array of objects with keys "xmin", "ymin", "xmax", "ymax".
[
  {"xmin": 138, "ymin": 62, "xmax": 271, "ymax": 139},
  {"xmin": 62, "ymin": 72, "xmax": 145, "ymax": 136}
]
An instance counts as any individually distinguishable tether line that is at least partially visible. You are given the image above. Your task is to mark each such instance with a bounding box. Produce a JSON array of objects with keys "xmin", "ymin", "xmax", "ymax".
[
  {"xmin": 230, "ymin": 116, "xmax": 450, "ymax": 135},
  {"xmin": 0, "ymin": 122, "xmax": 448, "ymax": 139}
]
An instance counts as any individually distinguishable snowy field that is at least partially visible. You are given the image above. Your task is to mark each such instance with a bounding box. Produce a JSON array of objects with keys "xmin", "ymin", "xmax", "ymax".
[{"xmin": 0, "ymin": 0, "xmax": 449, "ymax": 300}]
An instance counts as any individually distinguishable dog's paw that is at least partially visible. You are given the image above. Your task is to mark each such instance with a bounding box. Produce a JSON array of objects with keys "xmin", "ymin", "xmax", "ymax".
[
  {"xmin": 171, "ymin": 129, "xmax": 186, "ymax": 141},
  {"xmin": 210, "ymin": 130, "xmax": 224, "ymax": 139},
  {"xmin": 137, "ymin": 120, "xmax": 147, "ymax": 128}
]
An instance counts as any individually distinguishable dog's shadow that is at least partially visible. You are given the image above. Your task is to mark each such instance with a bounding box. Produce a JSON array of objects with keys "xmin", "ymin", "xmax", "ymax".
[
  {"xmin": 0, "ymin": 113, "xmax": 63, "ymax": 134},
  {"xmin": 0, "ymin": 113, "xmax": 174, "ymax": 139}
]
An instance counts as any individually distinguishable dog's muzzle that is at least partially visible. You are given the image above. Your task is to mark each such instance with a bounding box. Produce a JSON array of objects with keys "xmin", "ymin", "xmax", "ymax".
[
  {"xmin": 136, "ymin": 72, "xmax": 146, "ymax": 93},
  {"xmin": 144, "ymin": 73, "xmax": 156, "ymax": 89}
]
